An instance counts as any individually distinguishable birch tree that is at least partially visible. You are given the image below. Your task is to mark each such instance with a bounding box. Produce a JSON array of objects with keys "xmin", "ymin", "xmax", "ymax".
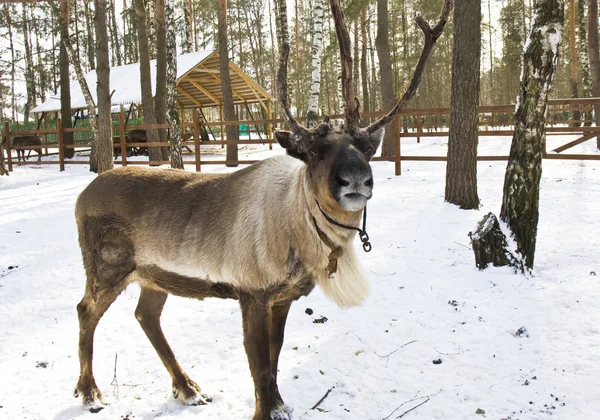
[
  {"xmin": 577, "ymin": 0, "xmax": 592, "ymax": 124},
  {"xmin": 306, "ymin": 0, "xmax": 325, "ymax": 128},
  {"xmin": 165, "ymin": 0, "xmax": 183, "ymax": 169},
  {"xmin": 471, "ymin": 0, "xmax": 564, "ymax": 271}
]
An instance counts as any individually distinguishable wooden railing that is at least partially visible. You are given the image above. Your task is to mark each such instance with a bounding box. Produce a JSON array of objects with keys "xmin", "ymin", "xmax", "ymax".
[{"xmin": 2, "ymin": 98, "xmax": 599, "ymax": 176}]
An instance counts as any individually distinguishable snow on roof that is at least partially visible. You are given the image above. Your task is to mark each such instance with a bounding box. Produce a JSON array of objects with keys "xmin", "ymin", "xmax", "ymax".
[{"xmin": 32, "ymin": 50, "xmax": 213, "ymax": 114}]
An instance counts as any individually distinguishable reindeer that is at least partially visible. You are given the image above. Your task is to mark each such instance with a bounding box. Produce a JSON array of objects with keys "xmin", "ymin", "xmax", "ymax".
[
  {"xmin": 2, "ymin": 135, "xmax": 42, "ymax": 162},
  {"xmin": 72, "ymin": 1, "xmax": 452, "ymax": 418}
]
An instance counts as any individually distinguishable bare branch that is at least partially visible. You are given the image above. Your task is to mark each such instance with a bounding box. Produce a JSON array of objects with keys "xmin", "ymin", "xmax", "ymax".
[
  {"xmin": 275, "ymin": 0, "xmax": 310, "ymax": 137},
  {"xmin": 329, "ymin": 0, "xmax": 360, "ymax": 130},
  {"xmin": 366, "ymin": 0, "xmax": 453, "ymax": 134}
]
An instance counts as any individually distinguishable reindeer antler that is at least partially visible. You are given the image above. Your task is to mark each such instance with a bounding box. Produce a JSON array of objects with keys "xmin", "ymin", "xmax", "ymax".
[
  {"xmin": 276, "ymin": 0, "xmax": 311, "ymax": 137},
  {"xmin": 329, "ymin": 0, "xmax": 360, "ymax": 131},
  {"xmin": 365, "ymin": 0, "xmax": 454, "ymax": 134}
]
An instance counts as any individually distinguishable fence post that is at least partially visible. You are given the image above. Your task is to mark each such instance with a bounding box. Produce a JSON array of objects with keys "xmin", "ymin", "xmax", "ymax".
[
  {"xmin": 416, "ymin": 115, "xmax": 422, "ymax": 144},
  {"xmin": 193, "ymin": 108, "xmax": 201, "ymax": 172},
  {"xmin": 394, "ymin": 114, "xmax": 401, "ymax": 176},
  {"xmin": 57, "ymin": 118, "xmax": 65, "ymax": 171},
  {"xmin": 267, "ymin": 101, "xmax": 273, "ymax": 150},
  {"xmin": 119, "ymin": 112, "xmax": 127, "ymax": 166},
  {"xmin": 219, "ymin": 105, "xmax": 225, "ymax": 149},
  {"xmin": 4, "ymin": 121, "xmax": 12, "ymax": 172}
]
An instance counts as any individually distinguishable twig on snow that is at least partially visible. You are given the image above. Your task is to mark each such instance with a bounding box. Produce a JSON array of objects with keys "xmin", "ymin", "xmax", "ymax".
[
  {"xmin": 454, "ymin": 241, "xmax": 472, "ymax": 250},
  {"xmin": 401, "ymin": 340, "xmax": 417, "ymax": 348},
  {"xmin": 375, "ymin": 348, "xmax": 399, "ymax": 367},
  {"xmin": 311, "ymin": 386, "xmax": 334, "ymax": 410},
  {"xmin": 382, "ymin": 388, "xmax": 442, "ymax": 420},
  {"xmin": 110, "ymin": 353, "xmax": 119, "ymax": 399},
  {"xmin": 397, "ymin": 397, "xmax": 431, "ymax": 418},
  {"xmin": 435, "ymin": 347, "xmax": 463, "ymax": 356}
]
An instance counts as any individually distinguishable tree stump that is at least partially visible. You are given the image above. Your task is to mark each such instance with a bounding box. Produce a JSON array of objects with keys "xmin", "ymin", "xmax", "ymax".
[{"xmin": 469, "ymin": 212, "xmax": 521, "ymax": 271}]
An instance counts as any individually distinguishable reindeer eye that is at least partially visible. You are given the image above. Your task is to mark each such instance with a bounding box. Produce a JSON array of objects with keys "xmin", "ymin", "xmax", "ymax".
[{"xmin": 364, "ymin": 178, "xmax": 373, "ymax": 187}]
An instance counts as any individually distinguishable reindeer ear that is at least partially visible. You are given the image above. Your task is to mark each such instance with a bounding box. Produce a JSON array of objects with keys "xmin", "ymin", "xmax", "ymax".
[
  {"xmin": 354, "ymin": 128, "xmax": 384, "ymax": 161},
  {"xmin": 275, "ymin": 130, "xmax": 310, "ymax": 162}
]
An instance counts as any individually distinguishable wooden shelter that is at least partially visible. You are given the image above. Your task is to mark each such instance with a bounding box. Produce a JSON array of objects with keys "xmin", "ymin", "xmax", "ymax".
[{"xmin": 31, "ymin": 50, "xmax": 273, "ymax": 120}]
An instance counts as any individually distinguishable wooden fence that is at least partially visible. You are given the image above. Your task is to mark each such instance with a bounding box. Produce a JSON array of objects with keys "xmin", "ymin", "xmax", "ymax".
[{"xmin": 3, "ymin": 98, "xmax": 600, "ymax": 176}]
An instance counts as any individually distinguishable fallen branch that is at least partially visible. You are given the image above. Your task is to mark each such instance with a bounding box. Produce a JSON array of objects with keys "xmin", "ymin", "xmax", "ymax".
[{"xmin": 311, "ymin": 386, "xmax": 334, "ymax": 410}]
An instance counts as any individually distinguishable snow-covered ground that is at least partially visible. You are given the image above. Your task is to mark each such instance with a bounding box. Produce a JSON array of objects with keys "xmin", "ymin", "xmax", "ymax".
[{"xmin": 1, "ymin": 135, "xmax": 598, "ymax": 420}]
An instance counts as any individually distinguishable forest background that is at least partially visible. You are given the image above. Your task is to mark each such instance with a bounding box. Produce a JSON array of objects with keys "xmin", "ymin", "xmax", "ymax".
[{"xmin": 0, "ymin": 0, "xmax": 587, "ymax": 124}]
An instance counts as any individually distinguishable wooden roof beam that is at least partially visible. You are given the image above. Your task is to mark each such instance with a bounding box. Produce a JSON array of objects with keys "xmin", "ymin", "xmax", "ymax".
[
  {"xmin": 178, "ymin": 86, "xmax": 203, "ymax": 107},
  {"xmin": 188, "ymin": 79, "xmax": 222, "ymax": 106}
]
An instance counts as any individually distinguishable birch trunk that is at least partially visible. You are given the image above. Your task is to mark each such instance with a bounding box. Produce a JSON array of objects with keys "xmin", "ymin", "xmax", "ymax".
[
  {"xmin": 155, "ymin": 0, "xmax": 169, "ymax": 160},
  {"xmin": 94, "ymin": 0, "xmax": 114, "ymax": 174},
  {"xmin": 165, "ymin": 0, "xmax": 183, "ymax": 169},
  {"xmin": 578, "ymin": 0, "xmax": 592, "ymax": 124},
  {"xmin": 499, "ymin": 0, "xmax": 564, "ymax": 269},
  {"xmin": 146, "ymin": 0, "xmax": 157, "ymax": 59},
  {"xmin": 183, "ymin": 0, "xmax": 193, "ymax": 53},
  {"xmin": 4, "ymin": 4, "xmax": 17, "ymax": 121},
  {"xmin": 306, "ymin": 0, "xmax": 325, "ymax": 128}
]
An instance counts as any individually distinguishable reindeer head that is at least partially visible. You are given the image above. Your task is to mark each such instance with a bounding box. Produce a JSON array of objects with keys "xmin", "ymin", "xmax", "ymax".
[{"xmin": 275, "ymin": 0, "xmax": 452, "ymax": 212}]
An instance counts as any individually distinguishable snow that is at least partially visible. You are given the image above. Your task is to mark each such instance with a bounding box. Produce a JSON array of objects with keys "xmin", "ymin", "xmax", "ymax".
[
  {"xmin": 30, "ymin": 50, "xmax": 214, "ymax": 114},
  {"xmin": 1, "ymin": 135, "xmax": 599, "ymax": 419}
]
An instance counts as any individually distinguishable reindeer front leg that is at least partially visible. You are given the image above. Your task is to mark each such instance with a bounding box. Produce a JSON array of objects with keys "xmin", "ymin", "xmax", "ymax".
[{"xmin": 240, "ymin": 293, "xmax": 291, "ymax": 420}]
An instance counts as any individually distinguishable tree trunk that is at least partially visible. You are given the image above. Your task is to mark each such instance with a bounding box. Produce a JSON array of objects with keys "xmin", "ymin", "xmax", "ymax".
[
  {"xmin": 445, "ymin": 0, "xmax": 481, "ymax": 210},
  {"xmin": 94, "ymin": 0, "xmax": 114, "ymax": 174},
  {"xmin": 183, "ymin": 0, "xmax": 193, "ymax": 53},
  {"xmin": 588, "ymin": 0, "xmax": 600, "ymax": 147},
  {"xmin": 22, "ymin": 4, "xmax": 36, "ymax": 124},
  {"xmin": 84, "ymin": 1, "xmax": 96, "ymax": 70},
  {"xmin": 376, "ymin": 0, "xmax": 395, "ymax": 156},
  {"xmin": 134, "ymin": 0, "xmax": 161, "ymax": 163},
  {"xmin": 154, "ymin": 0, "xmax": 169, "ymax": 160},
  {"xmin": 146, "ymin": 0, "xmax": 157, "ymax": 59},
  {"xmin": 578, "ymin": 0, "xmax": 592, "ymax": 124},
  {"xmin": 217, "ymin": 0, "xmax": 239, "ymax": 166},
  {"xmin": 59, "ymin": 0, "xmax": 74, "ymax": 159},
  {"xmin": 109, "ymin": 0, "xmax": 123, "ymax": 66},
  {"xmin": 5, "ymin": 4, "xmax": 17, "ymax": 121},
  {"xmin": 569, "ymin": 0, "xmax": 581, "ymax": 125},
  {"xmin": 50, "ymin": 1, "xmax": 100, "ymax": 171},
  {"xmin": 360, "ymin": 8, "xmax": 370, "ymax": 125},
  {"xmin": 165, "ymin": 0, "xmax": 183, "ymax": 169},
  {"xmin": 306, "ymin": 0, "xmax": 325, "ymax": 128},
  {"xmin": 499, "ymin": 0, "xmax": 564, "ymax": 269}
]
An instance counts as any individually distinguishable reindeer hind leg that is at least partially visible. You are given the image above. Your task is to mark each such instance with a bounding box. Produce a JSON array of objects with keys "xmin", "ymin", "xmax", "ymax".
[
  {"xmin": 74, "ymin": 216, "xmax": 135, "ymax": 410},
  {"xmin": 135, "ymin": 286, "xmax": 212, "ymax": 405}
]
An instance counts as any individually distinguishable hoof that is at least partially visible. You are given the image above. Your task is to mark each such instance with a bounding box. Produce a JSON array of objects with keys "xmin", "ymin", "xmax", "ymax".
[
  {"xmin": 172, "ymin": 379, "xmax": 212, "ymax": 406},
  {"xmin": 74, "ymin": 379, "xmax": 106, "ymax": 411},
  {"xmin": 271, "ymin": 404, "xmax": 293, "ymax": 420}
]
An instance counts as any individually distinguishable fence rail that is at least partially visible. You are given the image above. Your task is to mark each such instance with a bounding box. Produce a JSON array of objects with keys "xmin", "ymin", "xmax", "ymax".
[{"xmin": 2, "ymin": 98, "xmax": 599, "ymax": 175}]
